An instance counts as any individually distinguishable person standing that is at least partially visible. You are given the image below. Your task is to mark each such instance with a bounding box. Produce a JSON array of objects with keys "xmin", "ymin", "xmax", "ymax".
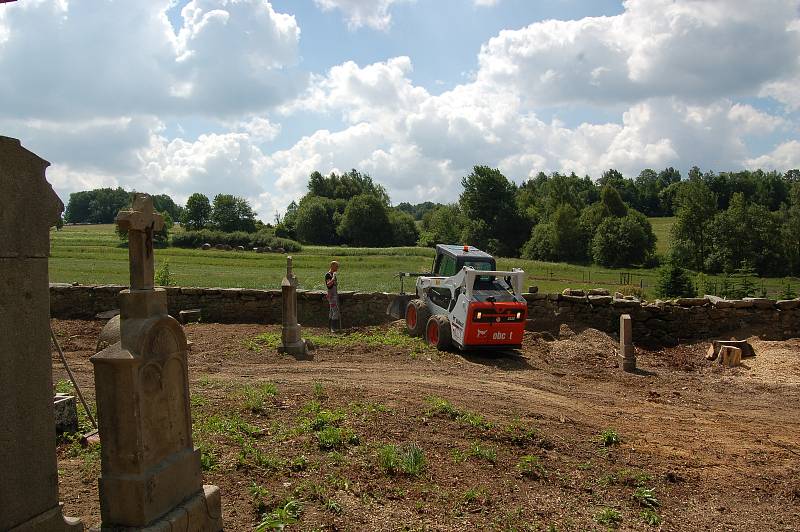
[{"xmin": 325, "ymin": 260, "xmax": 341, "ymax": 332}]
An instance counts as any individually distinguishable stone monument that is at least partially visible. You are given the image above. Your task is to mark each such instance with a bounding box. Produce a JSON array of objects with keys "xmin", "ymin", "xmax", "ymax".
[
  {"xmin": 0, "ymin": 136, "xmax": 82, "ymax": 530},
  {"xmin": 90, "ymin": 193, "xmax": 222, "ymax": 530},
  {"xmin": 619, "ymin": 313, "xmax": 636, "ymax": 372},
  {"xmin": 278, "ymin": 255, "xmax": 311, "ymax": 358}
]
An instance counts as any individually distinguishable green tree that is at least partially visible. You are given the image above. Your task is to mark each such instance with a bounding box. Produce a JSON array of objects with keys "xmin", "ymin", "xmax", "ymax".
[
  {"xmin": 600, "ymin": 185, "xmax": 627, "ymax": 217},
  {"xmin": 211, "ymin": 194, "xmax": 257, "ymax": 233},
  {"xmin": 294, "ymin": 196, "xmax": 338, "ymax": 244},
  {"xmin": 522, "ymin": 204, "xmax": 587, "ymax": 262},
  {"xmin": 337, "ymin": 194, "xmax": 392, "ymax": 246},
  {"xmin": 655, "ymin": 260, "xmax": 696, "ymax": 298},
  {"xmin": 591, "ymin": 210, "xmax": 656, "ymax": 267},
  {"xmin": 181, "ymin": 193, "xmax": 211, "ymax": 230},
  {"xmin": 418, "ymin": 204, "xmax": 466, "ymax": 247},
  {"xmin": 308, "ymin": 169, "xmax": 390, "ymax": 204},
  {"xmin": 388, "ymin": 209, "xmax": 419, "ymax": 246},
  {"xmin": 460, "ymin": 166, "xmax": 528, "ymax": 257},
  {"xmin": 671, "ymin": 179, "xmax": 717, "ymax": 271}
]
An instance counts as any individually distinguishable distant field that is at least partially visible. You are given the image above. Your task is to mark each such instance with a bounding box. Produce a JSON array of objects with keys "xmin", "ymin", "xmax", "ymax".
[
  {"xmin": 649, "ymin": 216, "xmax": 675, "ymax": 254},
  {"xmin": 50, "ymin": 223, "xmax": 796, "ymax": 298}
]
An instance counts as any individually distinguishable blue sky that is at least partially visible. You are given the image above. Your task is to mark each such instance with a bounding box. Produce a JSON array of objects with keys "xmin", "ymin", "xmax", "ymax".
[{"xmin": 1, "ymin": 0, "xmax": 798, "ymax": 221}]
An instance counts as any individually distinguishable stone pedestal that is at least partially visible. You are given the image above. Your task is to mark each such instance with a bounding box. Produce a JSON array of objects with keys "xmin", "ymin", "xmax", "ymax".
[
  {"xmin": 0, "ymin": 136, "xmax": 82, "ymax": 531},
  {"xmin": 90, "ymin": 194, "xmax": 221, "ymax": 531},
  {"xmin": 278, "ymin": 256, "xmax": 311, "ymax": 358},
  {"xmin": 619, "ymin": 314, "xmax": 636, "ymax": 372}
]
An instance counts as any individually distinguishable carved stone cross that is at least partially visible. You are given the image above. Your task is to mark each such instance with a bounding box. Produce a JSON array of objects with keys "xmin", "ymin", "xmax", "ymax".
[{"xmin": 116, "ymin": 193, "xmax": 164, "ymax": 291}]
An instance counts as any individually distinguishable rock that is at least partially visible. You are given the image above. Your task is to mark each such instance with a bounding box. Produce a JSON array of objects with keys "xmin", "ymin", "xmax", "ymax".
[
  {"xmin": 614, "ymin": 292, "xmax": 624, "ymax": 299},
  {"xmin": 201, "ymin": 243, "xmax": 211, "ymax": 250},
  {"xmin": 743, "ymin": 297, "xmax": 775, "ymax": 309},
  {"xmin": 214, "ymin": 243, "xmax": 226, "ymax": 250},
  {"xmin": 776, "ymin": 299, "xmax": 800, "ymax": 310},
  {"xmin": 276, "ymin": 247, "xmax": 285, "ymax": 253},
  {"xmin": 235, "ymin": 245, "xmax": 245, "ymax": 251},
  {"xmin": 588, "ymin": 295, "xmax": 612, "ymax": 305},
  {"xmin": 588, "ymin": 288, "xmax": 610, "ymax": 296},
  {"xmin": 54, "ymin": 394, "xmax": 78, "ymax": 434},
  {"xmin": 675, "ymin": 297, "xmax": 708, "ymax": 307},
  {"xmin": 179, "ymin": 308, "xmax": 202, "ymax": 324},
  {"xmin": 562, "ymin": 288, "xmax": 585, "ymax": 296},
  {"xmin": 95, "ymin": 309, "xmax": 120, "ymax": 320},
  {"xmin": 527, "ymin": 285, "xmax": 538, "ymax": 294},
  {"xmin": 730, "ymin": 299, "xmax": 754, "ymax": 308}
]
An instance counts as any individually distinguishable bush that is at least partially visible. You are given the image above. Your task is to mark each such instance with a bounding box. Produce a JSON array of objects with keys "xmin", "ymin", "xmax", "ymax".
[
  {"xmin": 654, "ymin": 260, "xmax": 696, "ymax": 298},
  {"xmin": 591, "ymin": 210, "xmax": 655, "ymax": 267},
  {"xmin": 171, "ymin": 229, "xmax": 302, "ymax": 252}
]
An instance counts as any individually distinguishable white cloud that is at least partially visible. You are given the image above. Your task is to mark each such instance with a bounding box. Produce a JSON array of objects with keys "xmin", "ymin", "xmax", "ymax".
[
  {"xmin": 745, "ymin": 141, "xmax": 800, "ymax": 171},
  {"xmin": 312, "ymin": 0, "xmax": 408, "ymax": 30},
  {"xmin": 476, "ymin": 0, "xmax": 800, "ymax": 107},
  {"xmin": 0, "ymin": 0, "xmax": 303, "ymax": 120}
]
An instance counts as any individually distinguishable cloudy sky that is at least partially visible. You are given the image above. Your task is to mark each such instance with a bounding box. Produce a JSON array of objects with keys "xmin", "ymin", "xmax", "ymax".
[{"xmin": 2, "ymin": 0, "xmax": 799, "ymax": 221}]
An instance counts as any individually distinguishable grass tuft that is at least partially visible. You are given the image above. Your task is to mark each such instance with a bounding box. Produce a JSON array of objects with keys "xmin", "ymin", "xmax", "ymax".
[
  {"xmin": 598, "ymin": 429, "xmax": 621, "ymax": 447},
  {"xmin": 517, "ymin": 455, "xmax": 547, "ymax": 480},
  {"xmin": 595, "ymin": 507, "xmax": 622, "ymax": 528}
]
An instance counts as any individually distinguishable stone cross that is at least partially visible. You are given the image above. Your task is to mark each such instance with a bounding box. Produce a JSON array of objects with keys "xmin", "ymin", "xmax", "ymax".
[
  {"xmin": 115, "ymin": 193, "xmax": 164, "ymax": 291},
  {"xmin": 279, "ymin": 255, "xmax": 310, "ymax": 358},
  {"xmin": 619, "ymin": 314, "xmax": 636, "ymax": 372},
  {"xmin": 0, "ymin": 136, "xmax": 82, "ymax": 530}
]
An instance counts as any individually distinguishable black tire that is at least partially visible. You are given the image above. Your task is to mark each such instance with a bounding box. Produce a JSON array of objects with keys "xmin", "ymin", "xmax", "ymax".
[
  {"xmin": 405, "ymin": 299, "xmax": 430, "ymax": 337},
  {"xmin": 425, "ymin": 314, "xmax": 452, "ymax": 351}
]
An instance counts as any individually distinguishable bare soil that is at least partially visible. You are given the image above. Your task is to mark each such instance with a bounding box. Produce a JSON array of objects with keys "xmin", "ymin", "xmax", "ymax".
[{"xmin": 50, "ymin": 319, "xmax": 800, "ymax": 531}]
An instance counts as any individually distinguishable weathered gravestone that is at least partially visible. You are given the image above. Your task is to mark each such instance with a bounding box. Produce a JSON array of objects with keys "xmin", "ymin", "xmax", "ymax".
[
  {"xmin": 278, "ymin": 256, "xmax": 312, "ymax": 358},
  {"xmin": 90, "ymin": 193, "xmax": 222, "ymax": 530},
  {"xmin": 619, "ymin": 314, "xmax": 636, "ymax": 372},
  {"xmin": 0, "ymin": 136, "xmax": 82, "ymax": 530}
]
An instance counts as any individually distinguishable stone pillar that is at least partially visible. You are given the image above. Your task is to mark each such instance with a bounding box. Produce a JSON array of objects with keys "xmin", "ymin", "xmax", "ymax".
[
  {"xmin": 90, "ymin": 194, "xmax": 222, "ymax": 531},
  {"xmin": 279, "ymin": 256, "xmax": 310, "ymax": 358},
  {"xmin": 0, "ymin": 136, "xmax": 82, "ymax": 531},
  {"xmin": 619, "ymin": 314, "xmax": 636, "ymax": 372}
]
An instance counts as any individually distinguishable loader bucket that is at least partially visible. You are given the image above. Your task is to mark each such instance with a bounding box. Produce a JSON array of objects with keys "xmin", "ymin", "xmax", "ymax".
[{"xmin": 387, "ymin": 294, "xmax": 413, "ymax": 320}]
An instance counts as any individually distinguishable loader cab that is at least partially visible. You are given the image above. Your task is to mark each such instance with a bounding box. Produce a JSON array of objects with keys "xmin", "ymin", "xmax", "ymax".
[{"xmin": 432, "ymin": 244, "xmax": 496, "ymax": 278}]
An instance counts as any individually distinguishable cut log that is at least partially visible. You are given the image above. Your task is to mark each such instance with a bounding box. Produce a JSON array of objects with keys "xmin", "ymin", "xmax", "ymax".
[
  {"xmin": 719, "ymin": 346, "xmax": 742, "ymax": 367},
  {"xmin": 707, "ymin": 340, "xmax": 755, "ymax": 360}
]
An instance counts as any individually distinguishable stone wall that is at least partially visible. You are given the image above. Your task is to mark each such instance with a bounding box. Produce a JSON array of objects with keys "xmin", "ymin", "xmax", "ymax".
[
  {"xmin": 49, "ymin": 283, "xmax": 392, "ymax": 327},
  {"xmin": 50, "ymin": 284, "xmax": 800, "ymax": 343}
]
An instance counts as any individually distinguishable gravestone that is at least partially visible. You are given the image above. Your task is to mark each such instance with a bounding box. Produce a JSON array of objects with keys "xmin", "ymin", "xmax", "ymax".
[
  {"xmin": 619, "ymin": 314, "xmax": 636, "ymax": 372},
  {"xmin": 278, "ymin": 256, "xmax": 311, "ymax": 358},
  {"xmin": 0, "ymin": 136, "xmax": 82, "ymax": 530},
  {"xmin": 90, "ymin": 193, "xmax": 222, "ymax": 530}
]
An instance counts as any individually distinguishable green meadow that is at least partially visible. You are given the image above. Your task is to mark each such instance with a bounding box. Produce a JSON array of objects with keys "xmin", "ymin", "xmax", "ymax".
[{"xmin": 49, "ymin": 221, "xmax": 797, "ymax": 298}]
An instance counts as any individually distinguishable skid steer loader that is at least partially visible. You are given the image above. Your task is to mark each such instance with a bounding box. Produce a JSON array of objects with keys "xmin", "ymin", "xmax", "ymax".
[{"xmin": 387, "ymin": 244, "xmax": 527, "ymax": 350}]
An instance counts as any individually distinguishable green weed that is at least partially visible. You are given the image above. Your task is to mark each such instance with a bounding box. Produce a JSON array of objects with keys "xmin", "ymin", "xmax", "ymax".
[
  {"xmin": 377, "ymin": 443, "xmax": 425, "ymax": 477},
  {"xmin": 54, "ymin": 380, "xmax": 74, "ymax": 394},
  {"xmin": 255, "ymin": 500, "xmax": 302, "ymax": 531},
  {"xmin": 289, "ymin": 455, "xmax": 309, "ymax": 472},
  {"xmin": 316, "ymin": 426, "xmax": 359, "ymax": 451},
  {"xmin": 313, "ymin": 382, "xmax": 327, "ymax": 400},
  {"xmin": 240, "ymin": 382, "xmax": 277, "ymax": 414},
  {"xmin": 595, "ymin": 508, "xmax": 622, "ymax": 528},
  {"xmin": 598, "ymin": 429, "xmax": 621, "ymax": 447},
  {"xmin": 468, "ymin": 441, "xmax": 497, "ymax": 464},
  {"xmin": 517, "ymin": 455, "xmax": 547, "ymax": 480},
  {"xmin": 640, "ymin": 509, "xmax": 662, "ymax": 526},
  {"xmin": 632, "ymin": 487, "xmax": 660, "ymax": 509}
]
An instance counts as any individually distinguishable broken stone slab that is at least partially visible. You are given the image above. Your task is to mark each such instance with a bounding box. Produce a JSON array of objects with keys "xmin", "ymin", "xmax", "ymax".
[
  {"xmin": 706, "ymin": 340, "xmax": 755, "ymax": 360},
  {"xmin": 561, "ymin": 294, "xmax": 588, "ymax": 302},
  {"xmin": 588, "ymin": 295, "xmax": 612, "ymax": 305},
  {"xmin": 527, "ymin": 285, "xmax": 539, "ymax": 294},
  {"xmin": 743, "ymin": 297, "xmax": 776, "ymax": 309},
  {"xmin": 730, "ymin": 299, "xmax": 754, "ymax": 308},
  {"xmin": 179, "ymin": 309, "xmax": 202, "ymax": 324},
  {"xmin": 54, "ymin": 394, "xmax": 78, "ymax": 434},
  {"xmin": 776, "ymin": 299, "xmax": 800, "ymax": 310},
  {"xmin": 719, "ymin": 345, "xmax": 742, "ymax": 367},
  {"xmin": 705, "ymin": 295, "xmax": 736, "ymax": 308}
]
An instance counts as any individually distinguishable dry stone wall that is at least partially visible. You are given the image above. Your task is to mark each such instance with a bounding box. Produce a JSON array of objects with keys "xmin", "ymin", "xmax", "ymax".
[{"xmin": 50, "ymin": 284, "xmax": 800, "ymax": 343}]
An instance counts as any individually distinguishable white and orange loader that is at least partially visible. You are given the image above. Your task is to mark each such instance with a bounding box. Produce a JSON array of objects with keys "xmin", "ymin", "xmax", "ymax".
[{"xmin": 387, "ymin": 244, "xmax": 528, "ymax": 351}]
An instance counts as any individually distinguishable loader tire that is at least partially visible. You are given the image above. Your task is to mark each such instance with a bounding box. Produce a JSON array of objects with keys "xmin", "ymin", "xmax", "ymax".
[
  {"xmin": 405, "ymin": 299, "xmax": 430, "ymax": 337},
  {"xmin": 425, "ymin": 314, "xmax": 452, "ymax": 351}
]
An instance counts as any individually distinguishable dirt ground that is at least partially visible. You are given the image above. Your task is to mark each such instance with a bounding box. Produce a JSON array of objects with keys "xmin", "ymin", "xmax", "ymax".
[{"xmin": 50, "ymin": 319, "xmax": 800, "ymax": 531}]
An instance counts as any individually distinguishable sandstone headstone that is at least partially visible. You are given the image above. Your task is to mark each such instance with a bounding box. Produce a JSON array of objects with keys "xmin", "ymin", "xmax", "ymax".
[
  {"xmin": 0, "ymin": 136, "xmax": 82, "ymax": 530},
  {"xmin": 278, "ymin": 256, "xmax": 311, "ymax": 358},
  {"xmin": 619, "ymin": 314, "xmax": 636, "ymax": 372},
  {"xmin": 90, "ymin": 193, "xmax": 222, "ymax": 530}
]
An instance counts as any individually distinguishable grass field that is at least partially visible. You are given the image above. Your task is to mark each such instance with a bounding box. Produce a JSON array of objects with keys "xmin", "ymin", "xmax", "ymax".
[
  {"xmin": 648, "ymin": 216, "xmax": 674, "ymax": 254},
  {"xmin": 50, "ymin": 223, "xmax": 797, "ymax": 298}
]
